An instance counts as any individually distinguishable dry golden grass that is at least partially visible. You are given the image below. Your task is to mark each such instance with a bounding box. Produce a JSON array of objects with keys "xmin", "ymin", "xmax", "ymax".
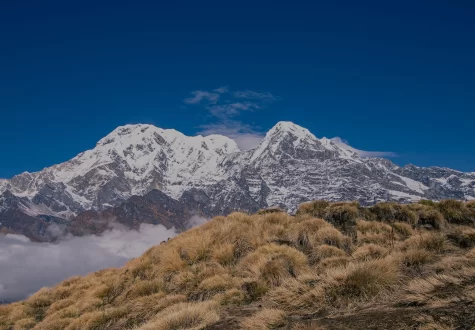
[
  {"xmin": 1, "ymin": 200, "xmax": 475, "ymax": 330},
  {"xmin": 402, "ymin": 248, "xmax": 434, "ymax": 267},
  {"xmin": 323, "ymin": 256, "xmax": 400, "ymax": 305},
  {"xmin": 391, "ymin": 221, "xmax": 414, "ymax": 237},
  {"xmin": 240, "ymin": 308, "xmax": 286, "ymax": 330},
  {"xmin": 405, "ymin": 232, "xmax": 448, "ymax": 252},
  {"xmin": 138, "ymin": 301, "xmax": 219, "ymax": 330},
  {"xmin": 353, "ymin": 243, "xmax": 389, "ymax": 260}
]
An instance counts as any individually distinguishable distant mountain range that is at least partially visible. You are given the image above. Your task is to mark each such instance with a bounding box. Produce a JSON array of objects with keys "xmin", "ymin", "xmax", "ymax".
[{"xmin": 1, "ymin": 121, "xmax": 474, "ymax": 241}]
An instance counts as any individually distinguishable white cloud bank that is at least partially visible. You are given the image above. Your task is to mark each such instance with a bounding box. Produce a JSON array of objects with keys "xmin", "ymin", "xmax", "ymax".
[{"xmin": 0, "ymin": 223, "xmax": 178, "ymax": 302}]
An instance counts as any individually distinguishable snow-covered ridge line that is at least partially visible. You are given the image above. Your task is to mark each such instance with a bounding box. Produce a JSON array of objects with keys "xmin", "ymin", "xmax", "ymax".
[{"xmin": 1, "ymin": 121, "xmax": 474, "ymax": 221}]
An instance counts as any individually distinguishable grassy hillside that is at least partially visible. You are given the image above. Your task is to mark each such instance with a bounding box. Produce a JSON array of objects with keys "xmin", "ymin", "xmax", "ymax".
[{"xmin": 1, "ymin": 200, "xmax": 475, "ymax": 330}]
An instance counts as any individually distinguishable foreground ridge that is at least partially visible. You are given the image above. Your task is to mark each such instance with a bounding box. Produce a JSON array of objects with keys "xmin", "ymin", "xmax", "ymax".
[{"xmin": 1, "ymin": 199, "xmax": 475, "ymax": 329}]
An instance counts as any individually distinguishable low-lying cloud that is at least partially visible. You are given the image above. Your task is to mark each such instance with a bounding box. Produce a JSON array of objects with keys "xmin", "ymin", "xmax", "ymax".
[{"xmin": 0, "ymin": 224, "xmax": 178, "ymax": 302}]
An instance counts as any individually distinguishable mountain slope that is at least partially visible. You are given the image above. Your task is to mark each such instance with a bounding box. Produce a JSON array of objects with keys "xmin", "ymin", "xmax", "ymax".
[
  {"xmin": 2, "ymin": 200, "xmax": 474, "ymax": 329},
  {"xmin": 1, "ymin": 121, "xmax": 474, "ymax": 240}
]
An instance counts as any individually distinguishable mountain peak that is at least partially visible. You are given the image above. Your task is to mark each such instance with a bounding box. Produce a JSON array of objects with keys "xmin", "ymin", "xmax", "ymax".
[
  {"xmin": 248, "ymin": 122, "xmax": 320, "ymax": 163},
  {"xmin": 95, "ymin": 124, "xmax": 163, "ymax": 147},
  {"xmin": 267, "ymin": 121, "xmax": 316, "ymax": 139}
]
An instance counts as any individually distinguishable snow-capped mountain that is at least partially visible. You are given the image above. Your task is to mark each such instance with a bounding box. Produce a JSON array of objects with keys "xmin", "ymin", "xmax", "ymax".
[
  {"xmin": 1, "ymin": 121, "xmax": 474, "ymax": 240},
  {"xmin": 1, "ymin": 124, "xmax": 238, "ymax": 218}
]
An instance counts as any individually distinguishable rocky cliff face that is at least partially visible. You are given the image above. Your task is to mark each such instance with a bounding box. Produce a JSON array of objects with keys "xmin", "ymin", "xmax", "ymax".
[{"xmin": 1, "ymin": 121, "xmax": 474, "ymax": 241}]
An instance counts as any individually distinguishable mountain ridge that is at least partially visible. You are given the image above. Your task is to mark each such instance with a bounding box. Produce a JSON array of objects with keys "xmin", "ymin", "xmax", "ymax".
[{"xmin": 1, "ymin": 121, "xmax": 474, "ymax": 241}]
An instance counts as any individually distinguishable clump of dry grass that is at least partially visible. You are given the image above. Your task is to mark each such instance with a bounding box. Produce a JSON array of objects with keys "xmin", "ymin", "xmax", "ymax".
[
  {"xmin": 407, "ymin": 204, "xmax": 446, "ymax": 229},
  {"xmin": 314, "ymin": 227, "xmax": 353, "ymax": 251},
  {"xmin": 138, "ymin": 301, "xmax": 219, "ymax": 330},
  {"xmin": 296, "ymin": 200, "xmax": 330, "ymax": 218},
  {"xmin": 238, "ymin": 243, "xmax": 309, "ymax": 287},
  {"xmin": 215, "ymin": 288, "xmax": 247, "ymax": 305},
  {"xmin": 405, "ymin": 232, "xmax": 447, "ymax": 253},
  {"xmin": 323, "ymin": 256, "xmax": 400, "ymax": 305},
  {"xmin": 370, "ymin": 202, "xmax": 419, "ymax": 224},
  {"xmin": 437, "ymin": 199, "xmax": 475, "ymax": 225},
  {"xmin": 241, "ymin": 308, "xmax": 286, "ymax": 329},
  {"xmin": 1, "ymin": 200, "xmax": 475, "ymax": 330},
  {"xmin": 446, "ymin": 226, "xmax": 475, "ymax": 248},
  {"xmin": 353, "ymin": 243, "xmax": 389, "ymax": 260},
  {"xmin": 391, "ymin": 221, "xmax": 415, "ymax": 237},
  {"xmin": 357, "ymin": 219, "xmax": 393, "ymax": 234},
  {"xmin": 402, "ymin": 248, "xmax": 434, "ymax": 267},
  {"xmin": 126, "ymin": 279, "xmax": 163, "ymax": 299},
  {"xmin": 310, "ymin": 244, "xmax": 347, "ymax": 263},
  {"xmin": 323, "ymin": 203, "xmax": 360, "ymax": 230}
]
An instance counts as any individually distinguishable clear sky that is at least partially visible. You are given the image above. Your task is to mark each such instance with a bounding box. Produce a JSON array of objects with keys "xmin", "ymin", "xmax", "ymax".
[{"xmin": 1, "ymin": 0, "xmax": 474, "ymax": 178}]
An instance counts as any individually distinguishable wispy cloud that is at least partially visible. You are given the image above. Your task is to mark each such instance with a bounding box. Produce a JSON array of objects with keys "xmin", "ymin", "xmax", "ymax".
[
  {"xmin": 331, "ymin": 137, "xmax": 397, "ymax": 158},
  {"xmin": 208, "ymin": 102, "xmax": 260, "ymax": 119},
  {"xmin": 233, "ymin": 90, "xmax": 276, "ymax": 101},
  {"xmin": 184, "ymin": 87, "xmax": 278, "ymax": 150},
  {"xmin": 184, "ymin": 90, "xmax": 220, "ymax": 104},
  {"xmin": 213, "ymin": 86, "xmax": 229, "ymax": 94}
]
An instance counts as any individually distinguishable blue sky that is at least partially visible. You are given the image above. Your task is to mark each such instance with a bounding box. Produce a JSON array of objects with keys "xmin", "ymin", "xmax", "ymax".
[{"xmin": 1, "ymin": 0, "xmax": 474, "ymax": 178}]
